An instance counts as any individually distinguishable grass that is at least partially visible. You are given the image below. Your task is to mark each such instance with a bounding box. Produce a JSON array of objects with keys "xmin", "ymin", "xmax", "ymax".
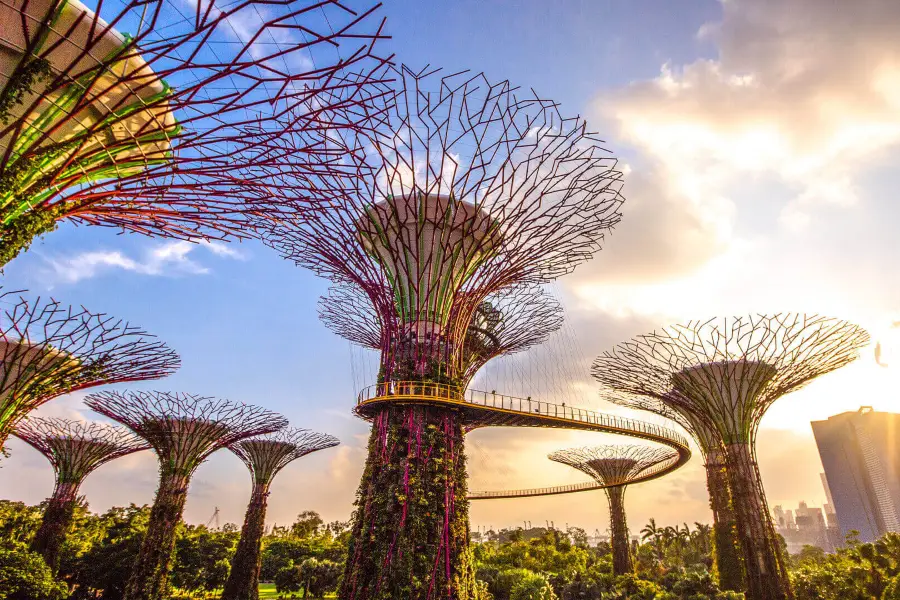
[
  {"xmin": 256, "ymin": 583, "xmax": 334, "ymax": 599},
  {"xmin": 173, "ymin": 584, "xmax": 330, "ymax": 599}
]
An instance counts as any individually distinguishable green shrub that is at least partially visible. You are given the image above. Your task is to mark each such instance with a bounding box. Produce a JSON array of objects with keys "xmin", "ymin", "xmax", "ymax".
[{"xmin": 0, "ymin": 543, "xmax": 67, "ymax": 600}]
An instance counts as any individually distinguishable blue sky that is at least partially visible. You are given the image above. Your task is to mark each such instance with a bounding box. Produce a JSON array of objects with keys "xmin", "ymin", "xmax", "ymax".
[{"xmin": 2, "ymin": 0, "xmax": 899, "ymax": 534}]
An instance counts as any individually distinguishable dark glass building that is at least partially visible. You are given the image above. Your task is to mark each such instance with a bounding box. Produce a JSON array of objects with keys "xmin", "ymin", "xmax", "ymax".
[{"xmin": 811, "ymin": 407, "xmax": 900, "ymax": 543}]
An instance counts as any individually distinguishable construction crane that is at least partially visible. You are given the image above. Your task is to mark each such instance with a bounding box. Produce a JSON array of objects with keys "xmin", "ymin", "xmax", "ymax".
[{"xmin": 206, "ymin": 506, "xmax": 220, "ymax": 530}]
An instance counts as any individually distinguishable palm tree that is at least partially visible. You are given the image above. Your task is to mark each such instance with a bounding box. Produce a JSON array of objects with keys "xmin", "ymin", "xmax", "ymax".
[{"xmin": 640, "ymin": 518, "xmax": 661, "ymax": 543}]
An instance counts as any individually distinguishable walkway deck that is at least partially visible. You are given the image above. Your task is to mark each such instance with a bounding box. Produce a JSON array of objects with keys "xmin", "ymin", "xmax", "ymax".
[{"xmin": 355, "ymin": 382, "xmax": 692, "ymax": 500}]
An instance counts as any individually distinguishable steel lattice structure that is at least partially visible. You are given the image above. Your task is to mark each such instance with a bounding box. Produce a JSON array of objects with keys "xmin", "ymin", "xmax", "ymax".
[
  {"xmin": 319, "ymin": 283, "xmax": 564, "ymax": 389},
  {"xmin": 592, "ymin": 314, "xmax": 870, "ymax": 600},
  {"xmin": 261, "ymin": 65, "xmax": 624, "ymax": 599},
  {"xmin": 222, "ymin": 428, "xmax": 339, "ymax": 600},
  {"xmin": 0, "ymin": 287, "xmax": 179, "ymax": 449},
  {"xmin": 84, "ymin": 390, "xmax": 287, "ymax": 600},
  {"xmin": 549, "ymin": 445, "xmax": 677, "ymax": 576},
  {"xmin": 13, "ymin": 417, "xmax": 148, "ymax": 570},
  {"xmin": 263, "ymin": 64, "xmax": 623, "ymax": 388},
  {"xmin": 0, "ymin": 0, "xmax": 391, "ymax": 266},
  {"xmin": 604, "ymin": 388, "xmax": 744, "ymax": 591}
]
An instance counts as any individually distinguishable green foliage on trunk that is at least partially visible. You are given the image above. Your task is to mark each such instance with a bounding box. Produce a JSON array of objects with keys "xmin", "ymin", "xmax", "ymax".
[{"xmin": 341, "ymin": 405, "xmax": 474, "ymax": 599}]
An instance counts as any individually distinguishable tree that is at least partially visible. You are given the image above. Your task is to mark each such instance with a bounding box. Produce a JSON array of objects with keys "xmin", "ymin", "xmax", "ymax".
[
  {"xmin": 291, "ymin": 512, "xmax": 325, "ymax": 540},
  {"xmin": 170, "ymin": 526, "xmax": 238, "ymax": 595},
  {"xmin": 0, "ymin": 542, "xmax": 67, "ymax": 600},
  {"xmin": 274, "ymin": 566, "xmax": 303, "ymax": 597},
  {"xmin": 298, "ymin": 558, "xmax": 342, "ymax": 597},
  {"xmin": 66, "ymin": 505, "xmax": 151, "ymax": 600}
]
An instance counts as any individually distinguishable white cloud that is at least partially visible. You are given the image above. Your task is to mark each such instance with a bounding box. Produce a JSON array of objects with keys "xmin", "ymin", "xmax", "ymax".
[
  {"xmin": 596, "ymin": 0, "xmax": 900, "ymax": 231},
  {"xmin": 41, "ymin": 240, "xmax": 244, "ymax": 284}
]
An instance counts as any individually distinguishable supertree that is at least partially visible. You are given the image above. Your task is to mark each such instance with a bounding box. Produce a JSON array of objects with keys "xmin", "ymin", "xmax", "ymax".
[
  {"xmin": 0, "ymin": 287, "xmax": 179, "ymax": 449},
  {"xmin": 222, "ymin": 428, "xmax": 339, "ymax": 600},
  {"xmin": 84, "ymin": 390, "xmax": 287, "ymax": 600},
  {"xmin": 262, "ymin": 65, "xmax": 624, "ymax": 599},
  {"xmin": 592, "ymin": 314, "xmax": 870, "ymax": 600},
  {"xmin": 318, "ymin": 283, "xmax": 564, "ymax": 388},
  {"xmin": 13, "ymin": 417, "xmax": 148, "ymax": 570},
  {"xmin": 0, "ymin": 0, "xmax": 390, "ymax": 266},
  {"xmin": 602, "ymin": 388, "xmax": 744, "ymax": 591},
  {"xmin": 548, "ymin": 445, "xmax": 678, "ymax": 575}
]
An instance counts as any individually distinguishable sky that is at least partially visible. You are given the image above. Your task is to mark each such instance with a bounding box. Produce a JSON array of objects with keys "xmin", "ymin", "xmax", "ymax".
[{"xmin": 1, "ymin": 0, "xmax": 899, "ymax": 537}]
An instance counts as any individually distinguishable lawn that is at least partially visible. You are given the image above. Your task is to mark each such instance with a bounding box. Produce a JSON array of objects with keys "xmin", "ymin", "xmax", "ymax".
[{"xmin": 256, "ymin": 582, "xmax": 334, "ymax": 599}]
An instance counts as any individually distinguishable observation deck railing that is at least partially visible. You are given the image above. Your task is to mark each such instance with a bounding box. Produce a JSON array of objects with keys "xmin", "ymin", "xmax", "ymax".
[{"xmin": 354, "ymin": 381, "xmax": 692, "ymax": 499}]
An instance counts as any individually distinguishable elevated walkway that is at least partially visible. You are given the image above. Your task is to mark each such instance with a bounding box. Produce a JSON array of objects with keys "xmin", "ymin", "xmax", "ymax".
[{"xmin": 354, "ymin": 381, "xmax": 692, "ymax": 500}]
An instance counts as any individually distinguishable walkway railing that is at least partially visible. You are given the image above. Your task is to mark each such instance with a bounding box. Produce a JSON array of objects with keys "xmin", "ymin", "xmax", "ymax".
[
  {"xmin": 356, "ymin": 381, "xmax": 690, "ymax": 449},
  {"xmin": 355, "ymin": 381, "xmax": 692, "ymax": 499}
]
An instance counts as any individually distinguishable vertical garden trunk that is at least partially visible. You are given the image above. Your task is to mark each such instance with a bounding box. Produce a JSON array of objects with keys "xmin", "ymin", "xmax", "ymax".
[
  {"xmin": 705, "ymin": 453, "xmax": 744, "ymax": 592},
  {"xmin": 606, "ymin": 486, "xmax": 632, "ymax": 575},
  {"xmin": 724, "ymin": 442, "xmax": 790, "ymax": 600},
  {"xmin": 340, "ymin": 404, "xmax": 475, "ymax": 600},
  {"xmin": 221, "ymin": 484, "xmax": 269, "ymax": 600},
  {"xmin": 124, "ymin": 472, "xmax": 190, "ymax": 600},
  {"xmin": 30, "ymin": 480, "xmax": 79, "ymax": 572}
]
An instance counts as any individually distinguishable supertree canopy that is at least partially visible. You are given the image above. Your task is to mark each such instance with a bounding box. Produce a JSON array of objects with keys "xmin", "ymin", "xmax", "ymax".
[
  {"xmin": 603, "ymin": 388, "xmax": 744, "ymax": 591},
  {"xmin": 222, "ymin": 428, "xmax": 339, "ymax": 600},
  {"xmin": 84, "ymin": 390, "xmax": 287, "ymax": 600},
  {"xmin": 318, "ymin": 283, "xmax": 564, "ymax": 388},
  {"xmin": 0, "ymin": 0, "xmax": 390, "ymax": 266},
  {"xmin": 0, "ymin": 288, "xmax": 179, "ymax": 449},
  {"xmin": 262, "ymin": 65, "xmax": 624, "ymax": 600},
  {"xmin": 592, "ymin": 314, "xmax": 870, "ymax": 600},
  {"xmin": 549, "ymin": 445, "xmax": 678, "ymax": 576},
  {"xmin": 13, "ymin": 417, "xmax": 148, "ymax": 570}
]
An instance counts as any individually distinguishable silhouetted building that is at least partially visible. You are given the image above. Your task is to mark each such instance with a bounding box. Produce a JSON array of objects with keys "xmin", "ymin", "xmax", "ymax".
[
  {"xmin": 773, "ymin": 501, "xmax": 834, "ymax": 553},
  {"xmin": 812, "ymin": 407, "xmax": 900, "ymax": 543}
]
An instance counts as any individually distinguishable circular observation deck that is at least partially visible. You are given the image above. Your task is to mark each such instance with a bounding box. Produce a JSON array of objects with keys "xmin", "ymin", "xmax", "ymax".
[{"xmin": 354, "ymin": 381, "xmax": 692, "ymax": 500}]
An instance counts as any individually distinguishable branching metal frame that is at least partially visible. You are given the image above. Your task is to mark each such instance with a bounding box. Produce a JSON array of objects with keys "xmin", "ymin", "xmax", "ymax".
[
  {"xmin": 84, "ymin": 390, "xmax": 286, "ymax": 600},
  {"xmin": 262, "ymin": 64, "xmax": 623, "ymax": 600},
  {"xmin": 263, "ymin": 64, "xmax": 623, "ymax": 386},
  {"xmin": 0, "ymin": 0, "xmax": 391, "ymax": 265},
  {"xmin": 592, "ymin": 314, "xmax": 870, "ymax": 600},
  {"xmin": 221, "ymin": 427, "xmax": 339, "ymax": 600},
  {"xmin": 549, "ymin": 445, "xmax": 676, "ymax": 575},
  {"xmin": 85, "ymin": 390, "xmax": 286, "ymax": 477},
  {"xmin": 13, "ymin": 417, "xmax": 149, "ymax": 570},
  {"xmin": 14, "ymin": 416, "xmax": 148, "ymax": 484},
  {"xmin": 230, "ymin": 427, "xmax": 340, "ymax": 488},
  {"xmin": 548, "ymin": 445, "xmax": 678, "ymax": 488},
  {"xmin": 319, "ymin": 283, "xmax": 564, "ymax": 387},
  {"xmin": 0, "ymin": 288, "xmax": 179, "ymax": 447},
  {"xmin": 592, "ymin": 314, "xmax": 869, "ymax": 445}
]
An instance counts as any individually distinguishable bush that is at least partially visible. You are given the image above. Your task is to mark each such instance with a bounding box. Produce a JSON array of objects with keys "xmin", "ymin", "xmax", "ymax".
[
  {"xmin": 884, "ymin": 576, "xmax": 900, "ymax": 600},
  {"xmin": 0, "ymin": 543, "xmax": 67, "ymax": 600},
  {"xmin": 510, "ymin": 571, "xmax": 558, "ymax": 600},
  {"xmin": 274, "ymin": 565, "xmax": 303, "ymax": 597}
]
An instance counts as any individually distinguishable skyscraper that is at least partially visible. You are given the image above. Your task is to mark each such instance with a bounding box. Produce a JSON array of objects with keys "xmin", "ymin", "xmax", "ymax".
[{"xmin": 812, "ymin": 407, "xmax": 900, "ymax": 542}]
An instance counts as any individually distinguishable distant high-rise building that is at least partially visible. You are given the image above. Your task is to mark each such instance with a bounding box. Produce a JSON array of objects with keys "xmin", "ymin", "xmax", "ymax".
[
  {"xmin": 773, "ymin": 500, "xmax": 833, "ymax": 552},
  {"xmin": 821, "ymin": 473, "xmax": 840, "ymax": 529},
  {"xmin": 812, "ymin": 407, "xmax": 900, "ymax": 542}
]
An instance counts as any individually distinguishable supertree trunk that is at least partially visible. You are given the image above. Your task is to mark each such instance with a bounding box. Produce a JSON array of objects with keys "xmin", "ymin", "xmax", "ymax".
[
  {"xmin": 30, "ymin": 481, "xmax": 79, "ymax": 571},
  {"xmin": 341, "ymin": 404, "xmax": 474, "ymax": 600},
  {"xmin": 606, "ymin": 486, "xmax": 632, "ymax": 575},
  {"xmin": 221, "ymin": 484, "xmax": 269, "ymax": 600},
  {"xmin": 705, "ymin": 454, "xmax": 744, "ymax": 592},
  {"xmin": 124, "ymin": 472, "xmax": 190, "ymax": 600},
  {"xmin": 723, "ymin": 442, "xmax": 790, "ymax": 600}
]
